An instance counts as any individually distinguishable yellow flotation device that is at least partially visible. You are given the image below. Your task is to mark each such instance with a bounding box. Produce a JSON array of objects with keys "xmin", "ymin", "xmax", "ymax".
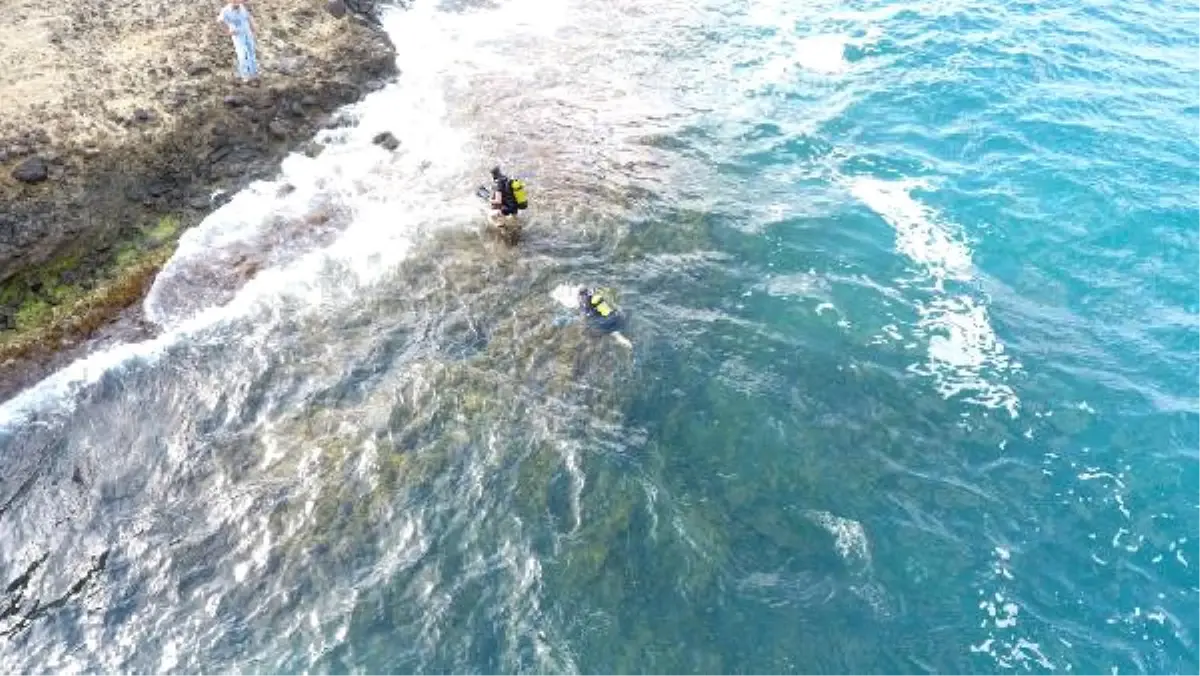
[
  {"xmin": 510, "ymin": 178, "xmax": 528, "ymax": 210},
  {"xmin": 590, "ymin": 292, "xmax": 613, "ymax": 317}
]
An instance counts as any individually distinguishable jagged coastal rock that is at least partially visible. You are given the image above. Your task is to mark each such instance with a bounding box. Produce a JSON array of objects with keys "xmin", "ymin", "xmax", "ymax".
[
  {"xmin": 372, "ymin": 131, "xmax": 400, "ymax": 150},
  {"xmin": 0, "ymin": 0, "xmax": 397, "ymax": 400},
  {"xmin": 10, "ymin": 158, "xmax": 49, "ymax": 184}
]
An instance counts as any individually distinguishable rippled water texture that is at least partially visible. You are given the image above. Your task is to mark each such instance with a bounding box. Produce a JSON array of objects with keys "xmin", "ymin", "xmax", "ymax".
[{"xmin": 0, "ymin": 0, "xmax": 1196, "ymax": 673}]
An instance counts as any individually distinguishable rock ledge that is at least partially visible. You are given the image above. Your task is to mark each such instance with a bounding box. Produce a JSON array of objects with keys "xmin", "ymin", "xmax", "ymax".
[{"xmin": 0, "ymin": 0, "xmax": 398, "ymax": 402}]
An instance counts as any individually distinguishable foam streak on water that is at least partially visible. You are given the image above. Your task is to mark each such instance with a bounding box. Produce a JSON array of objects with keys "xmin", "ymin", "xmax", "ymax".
[{"xmin": 850, "ymin": 177, "xmax": 1021, "ymax": 417}]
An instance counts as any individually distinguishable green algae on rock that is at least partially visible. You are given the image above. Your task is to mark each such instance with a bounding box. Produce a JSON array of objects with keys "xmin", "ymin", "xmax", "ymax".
[
  {"xmin": 0, "ymin": 0, "xmax": 399, "ymax": 400},
  {"xmin": 0, "ymin": 229, "xmax": 179, "ymax": 370}
]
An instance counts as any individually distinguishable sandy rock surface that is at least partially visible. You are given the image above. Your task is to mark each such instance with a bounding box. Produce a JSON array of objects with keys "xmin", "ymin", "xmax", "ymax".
[{"xmin": 0, "ymin": 0, "xmax": 397, "ymax": 400}]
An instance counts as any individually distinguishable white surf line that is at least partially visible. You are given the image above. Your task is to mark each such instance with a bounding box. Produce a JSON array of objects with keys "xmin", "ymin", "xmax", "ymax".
[
  {"xmin": 0, "ymin": 1, "xmax": 512, "ymax": 432},
  {"xmin": 849, "ymin": 177, "xmax": 1021, "ymax": 417}
]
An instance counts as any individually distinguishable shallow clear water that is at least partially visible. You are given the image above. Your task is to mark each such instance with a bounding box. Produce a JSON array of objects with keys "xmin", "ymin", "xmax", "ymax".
[{"xmin": 0, "ymin": 0, "xmax": 1196, "ymax": 673}]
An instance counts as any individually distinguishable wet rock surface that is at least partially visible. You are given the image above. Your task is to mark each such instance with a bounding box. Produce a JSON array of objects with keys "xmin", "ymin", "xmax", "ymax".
[
  {"xmin": 10, "ymin": 157, "xmax": 48, "ymax": 184},
  {"xmin": 0, "ymin": 0, "xmax": 399, "ymax": 402},
  {"xmin": 372, "ymin": 130, "xmax": 400, "ymax": 150}
]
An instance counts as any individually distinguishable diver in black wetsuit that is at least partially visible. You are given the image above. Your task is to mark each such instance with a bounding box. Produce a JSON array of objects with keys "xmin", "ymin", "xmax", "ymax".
[
  {"xmin": 484, "ymin": 166, "xmax": 529, "ymax": 244},
  {"xmin": 577, "ymin": 286, "xmax": 632, "ymax": 348},
  {"xmin": 579, "ymin": 286, "xmax": 622, "ymax": 324},
  {"xmin": 489, "ymin": 166, "xmax": 520, "ymax": 222}
]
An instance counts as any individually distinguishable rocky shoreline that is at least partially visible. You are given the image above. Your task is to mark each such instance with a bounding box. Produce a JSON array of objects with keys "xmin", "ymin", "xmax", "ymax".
[{"xmin": 0, "ymin": 0, "xmax": 398, "ymax": 403}]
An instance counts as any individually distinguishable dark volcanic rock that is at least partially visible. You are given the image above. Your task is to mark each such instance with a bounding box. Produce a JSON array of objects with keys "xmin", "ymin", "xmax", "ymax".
[
  {"xmin": 0, "ymin": 0, "xmax": 402, "ymax": 404},
  {"xmin": 326, "ymin": 81, "xmax": 361, "ymax": 101},
  {"xmin": 372, "ymin": 131, "xmax": 399, "ymax": 151},
  {"xmin": 275, "ymin": 56, "xmax": 307, "ymax": 76},
  {"xmin": 11, "ymin": 157, "xmax": 49, "ymax": 183},
  {"xmin": 145, "ymin": 179, "xmax": 173, "ymax": 198},
  {"xmin": 207, "ymin": 143, "xmax": 234, "ymax": 164}
]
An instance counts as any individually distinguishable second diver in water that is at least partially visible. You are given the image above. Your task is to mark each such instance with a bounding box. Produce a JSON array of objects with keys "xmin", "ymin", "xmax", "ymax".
[
  {"xmin": 578, "ymin": 286, "xmax": 623, "ymax": 328},
  {"xmin": 577, "ymin": 286, "xmax": 632, "ymax": 347}
]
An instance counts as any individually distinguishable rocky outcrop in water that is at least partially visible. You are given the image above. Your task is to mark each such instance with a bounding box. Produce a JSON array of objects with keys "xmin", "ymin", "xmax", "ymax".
[
  {"xmin": 372, "ymin": 131, "xmax": 401, "ymax": 150},
  {"xmin": 0, "ymin": 0, "xmax": 399, "ymax": 402},
  {"xmin": 10, "ymin": 158, "xmax": 49, "ymax": 185}
]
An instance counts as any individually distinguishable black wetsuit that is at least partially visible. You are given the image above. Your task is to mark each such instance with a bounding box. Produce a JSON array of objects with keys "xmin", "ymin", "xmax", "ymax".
[
  {"xmin": 579, "ymin": 289, "xmax": 597, "ymax": 317},
  {"xmin": 578, "ymin": 288, "xmax": 623, "ymax": 332},
  {"xmin": 578, "ymin": 288, "xmax": 613, "ymax": 319},
  {"xmin": 494, "ymin": 176, "xmax": 519, "ymax": 216}
]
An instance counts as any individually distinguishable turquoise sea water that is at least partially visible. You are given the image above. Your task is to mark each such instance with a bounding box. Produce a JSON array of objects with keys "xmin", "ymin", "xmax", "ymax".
[{"xmin": 0, "ymin": 0, "xmax": 1196, "ymax": 673}]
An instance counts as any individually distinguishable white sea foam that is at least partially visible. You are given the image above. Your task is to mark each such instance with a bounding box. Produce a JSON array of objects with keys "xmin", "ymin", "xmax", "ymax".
[
  {"xmin": 970, "ymin": 547, "xmax": 1059, "ymax": 671},
  {"xmin": 850, "ymin": 177, "xmax": 1021, "ymax": 417},
  {"xmin": 794, "ymin": 34, "xmax": 855, "ymax": 74},
  {"xmin": 550, "ymin": 284, "xmax": 581, "ymax": 310},
  {"xmin": 803, "ymin": 509, "xmax": 872, "ymax": 571},
  {"xmin": 802, "ymin": 509, "xmax": 892, "ymax": 616},
  {"xmin": 0, "ymin": 0, "xmax": 543, "ymax": 432},
  {"xmin": 743, "ymin": 0, "xmax": 885, "ymax": 81}
]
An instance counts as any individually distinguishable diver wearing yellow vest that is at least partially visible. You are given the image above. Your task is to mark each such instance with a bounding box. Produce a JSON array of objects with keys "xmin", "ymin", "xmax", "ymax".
[
  {"xmin": 575, "ymin": 286, "xmax": 633, "ymax": 347},
  {"xmin": 578, "ymin": 287, "xmax": 616, "ymax": 320},
  {"xmin": 488, "ymin": 165, "xmax": 528, "ymax": 230}
]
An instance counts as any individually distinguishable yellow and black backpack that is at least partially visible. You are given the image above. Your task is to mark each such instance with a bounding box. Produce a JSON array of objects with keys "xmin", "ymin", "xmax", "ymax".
[
  {"xmin": 589, "ymin": 289, "xmax": 615, "ymax": 317},
  {"xmin": 510, "ymin": 178, "xmax": 529, "ymax": 210}
]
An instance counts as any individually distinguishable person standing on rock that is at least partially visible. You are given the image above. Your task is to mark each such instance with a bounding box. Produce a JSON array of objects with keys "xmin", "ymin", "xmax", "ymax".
[{"xmin": 217, "ymin": 0, "xmax": 260, "ymax": 84}]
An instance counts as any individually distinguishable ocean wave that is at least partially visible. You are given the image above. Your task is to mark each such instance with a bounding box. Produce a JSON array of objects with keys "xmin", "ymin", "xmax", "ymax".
[{"xmin": 849, "ymin": 176, "xmax": 1021, "ymax": 417}]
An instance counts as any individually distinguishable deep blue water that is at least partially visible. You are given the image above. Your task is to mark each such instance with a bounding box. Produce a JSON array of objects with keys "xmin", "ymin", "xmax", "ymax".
[{"xmin": 0, "ymin": 0, "xmax": 1196, "ymax": 673}]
